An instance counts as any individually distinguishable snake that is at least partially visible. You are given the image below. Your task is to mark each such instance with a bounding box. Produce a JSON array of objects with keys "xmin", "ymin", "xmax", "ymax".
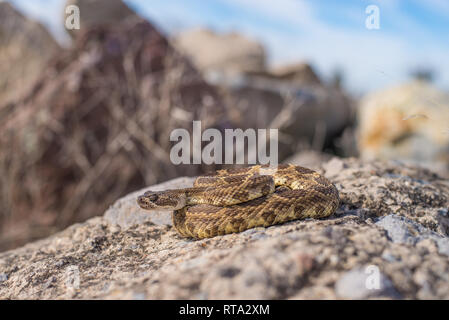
[{"xmin": 137, "ymin": 164, "xmax": 340, "ymax": 239}]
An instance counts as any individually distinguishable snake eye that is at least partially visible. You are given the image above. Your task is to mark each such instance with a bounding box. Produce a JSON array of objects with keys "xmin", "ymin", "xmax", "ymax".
[{"xmin": 148, "ymin": 194, "xmax": 158, "ymax": 202}]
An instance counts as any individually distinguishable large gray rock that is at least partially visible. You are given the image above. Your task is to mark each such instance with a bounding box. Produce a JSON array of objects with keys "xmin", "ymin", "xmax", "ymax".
[
  {"xmin": 0, "ymin": 158, "xmax": 449, "ymax": 299},
  {"xmin": 375, "ymin": 214, "xmax": 449, "ymax": 256},
  {"xmin": 224, "ymin": 78, "xmax": 354, "ymax": 161}
]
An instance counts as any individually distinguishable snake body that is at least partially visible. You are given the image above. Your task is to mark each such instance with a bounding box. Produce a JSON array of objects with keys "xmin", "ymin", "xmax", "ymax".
[{"xmin": 137, "ymin": 164, "xmax": 340, "ymax": 239}]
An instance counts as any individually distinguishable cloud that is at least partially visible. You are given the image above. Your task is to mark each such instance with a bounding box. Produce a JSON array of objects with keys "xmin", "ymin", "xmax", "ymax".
[
  {"xmin": 7, "ymin": 0, "xmax": 449, "ymax": 93},
  {"xmin": 132, "ymin": 0, "xmax": 449, "ymax": 93}
]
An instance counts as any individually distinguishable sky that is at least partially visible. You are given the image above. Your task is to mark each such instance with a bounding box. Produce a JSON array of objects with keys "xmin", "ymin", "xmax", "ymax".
[{"xmin": 7, "ymin": 0, "xmax": 449, "ymax": 95}]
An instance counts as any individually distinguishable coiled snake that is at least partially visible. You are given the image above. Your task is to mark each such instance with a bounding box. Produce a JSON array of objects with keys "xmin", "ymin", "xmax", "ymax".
[{"xmin": 137, "ymin": 164, "xmax": 340, "ymax": 239}]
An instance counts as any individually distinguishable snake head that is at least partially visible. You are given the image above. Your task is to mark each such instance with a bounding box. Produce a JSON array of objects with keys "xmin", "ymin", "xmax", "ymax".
[{"xmin": 137, "ymin": 190, "xmax": 186, "ymax": 211}]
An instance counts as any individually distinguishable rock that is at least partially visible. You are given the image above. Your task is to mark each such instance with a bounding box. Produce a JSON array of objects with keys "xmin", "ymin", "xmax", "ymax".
[
  {"xmin": 325, "ymin": 158, "xmax": 449, "ymax": 236},
  {"xmin": 357, "ymin": 80, "xmax": 449, "ymax": 177},
  {"xmin": 104, "ymin": 177, "xmax": 196, "ymax": 228},
  {"xmin": 335, "ymin": 267, "xmax": 400, "ymax": 299},
  {"xmin": 1, "ymin": 158, "xmax": 449, "ymax": 299},
  {"xmin": 0, "ymin": 17, "xmax": 229, "ymax": 252},
  {"xmin": 248, "ymin": 62, "xmax": 322, "ymax": 87},
  {"xmin": 174, "ymin": 29, "xmax": 355, "ymax": 161},
  {"xmin": 173, "ymin": 28, "xmax": 266, "ymax": 76},
  {"xmin": 375, "ymin": 214, "xmax": 449, "ymax": 256},
  {"xmin": 322, "ymin": 157, "xmax": 347, "ymax": 178},
  {"xmin": 64, "ymin": 0, "xmax": 139, "ymax": 38},
  {"xmin": 223, "ymin": 77, "xmax": 355, "ymax": 160},
  {"xmin": 0, "ymin": 273, "xmax": 7, "ymax": 282},
  {"xmin": 0, "ymin": 2, "xmax": 60, "ymax": 107}
]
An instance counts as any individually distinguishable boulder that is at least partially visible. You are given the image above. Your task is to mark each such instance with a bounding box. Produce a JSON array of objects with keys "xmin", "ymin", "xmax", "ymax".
[
  {"xmin": 223, "ymin": 76, "xmax": 355, "ymax": 160},
  {"xmin": 357, "ymin": 80, "xmax": 449, "ymax": 176},
  {"xmin": 173, "ymin": 28, "xmax": 266, "ymax": 76},
  {"xmin": 1, "ymin": 158, "xmax": 448, "ymax": 299},
  {"xmin": 175, "ymin": 28, "xmax": 355, "ymax": 161},
  {"xmin": 248, "ymin": 62, "xmax": 322, "ymax": 87},
  {"xmin": 0, "ymin": 2, "xmax": 60, "ymax": 107}
]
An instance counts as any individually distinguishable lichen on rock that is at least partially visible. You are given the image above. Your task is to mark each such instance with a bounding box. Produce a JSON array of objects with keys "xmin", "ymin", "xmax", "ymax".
[{"xmin": 1, "ymin": 158, "xmax": 448, "ymax": 299}]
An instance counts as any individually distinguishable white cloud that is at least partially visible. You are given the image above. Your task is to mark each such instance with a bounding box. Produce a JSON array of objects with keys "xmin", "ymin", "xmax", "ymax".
[
  {"xmin": 217, "ymin": 0, "xmax": 449, "ymax": 93},
  {"xmin": 199, "ymin": 0, "xmax": 445, "ymax": 93},
  {"xmin": 6, "ymin": 0, "xmax": 449, "ymax": 94}
]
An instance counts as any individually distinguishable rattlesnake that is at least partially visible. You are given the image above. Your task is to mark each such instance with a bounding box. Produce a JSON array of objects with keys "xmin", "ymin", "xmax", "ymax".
[{"xmin": 137, "ymin": 164, "xmax": 340, "ymax": 239}]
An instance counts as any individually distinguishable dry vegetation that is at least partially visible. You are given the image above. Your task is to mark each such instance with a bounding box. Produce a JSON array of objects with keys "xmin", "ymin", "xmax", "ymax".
[{"xmin": 0, "ymin": 18, "xmax": 228, "ymax": 250}]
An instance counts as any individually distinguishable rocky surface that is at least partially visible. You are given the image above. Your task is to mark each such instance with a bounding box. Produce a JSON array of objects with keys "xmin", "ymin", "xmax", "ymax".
[{"xmin": 1, "ymin": 158, "xmax": 449, "ymax": 299}]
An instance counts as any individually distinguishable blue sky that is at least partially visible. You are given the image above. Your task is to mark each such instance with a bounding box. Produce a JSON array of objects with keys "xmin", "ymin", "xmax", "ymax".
[{"xmin": 7, "ymin": 0, "xmax": 449, "ymax": 94}]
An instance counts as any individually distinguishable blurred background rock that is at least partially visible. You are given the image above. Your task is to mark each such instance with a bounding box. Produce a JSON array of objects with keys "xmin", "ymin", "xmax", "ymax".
[
  {"xmin": 0, "ymin": 2, "xmax": 60, "ymax": 107},
  {"xmin": 174, "ymin": 27, "xmax": 356, "ymax": 160},
  {"xmin": 358, "ymin": 78, "xmax": 449, "ymax": 175},
  {"xmin": 64, "ymin": 0, "xmax": 138, "ymax": 38},
  {"xmin": 0, "ymin": 0, "xmax": 447, "ymax": 251}
]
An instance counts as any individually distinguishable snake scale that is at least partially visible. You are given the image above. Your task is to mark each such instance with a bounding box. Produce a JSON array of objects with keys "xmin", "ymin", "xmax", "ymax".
[{"xmin": 137, "ymin": 164, "xmax": 340, "ymax": 239}]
